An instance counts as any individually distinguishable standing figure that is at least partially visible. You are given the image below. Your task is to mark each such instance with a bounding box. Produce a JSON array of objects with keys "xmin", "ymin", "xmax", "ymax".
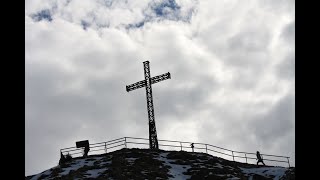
[
  {"xmin": 76, "ymin": 140, "xmax": 90, "ymax": 158},
  {"xmin": 256, "ymin": 151, "xmax": 265, "ymax": 166},
  {"xmin": 83, "ymin": 146, "xmax": 90, "ymax": 158},
  {"xmin": 191, "ymin": 143, "xmax": 194, "ymax": 152}
]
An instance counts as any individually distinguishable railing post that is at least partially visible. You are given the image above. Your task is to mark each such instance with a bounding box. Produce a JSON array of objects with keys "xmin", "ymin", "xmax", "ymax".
[
  {"xmin": 245, "ymin": 153, "xmax": 247, "ymax": 164},
  {"xmin": 59, "ymin": 137, "xmax": 291, "ymax": 167},
  {"xmin": 60, "ymin": 150, "xmax": 63, "ymax": 159},
  {"xmin": 232, "ymin": 151, "xmax": 235, "ymax": 161}
]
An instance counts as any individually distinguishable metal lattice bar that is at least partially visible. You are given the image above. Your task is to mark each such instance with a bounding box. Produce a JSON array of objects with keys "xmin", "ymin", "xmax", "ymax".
[
  {"xmin": 126, "ymin": 72, "xmax": 171, "ymax": 92},
  {"xmin": 143, "ymin": 61, "xmax": 158, "ymax": 149},
  {"xmin": 126, "ymin": 61, "xmax": 171, "ymax": 149}
]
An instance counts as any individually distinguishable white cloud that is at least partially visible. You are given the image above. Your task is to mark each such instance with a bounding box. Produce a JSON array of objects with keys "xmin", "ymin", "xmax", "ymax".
[{"xmin": 25, "ymin": 0, "xmax": 295, "ymax": 176}]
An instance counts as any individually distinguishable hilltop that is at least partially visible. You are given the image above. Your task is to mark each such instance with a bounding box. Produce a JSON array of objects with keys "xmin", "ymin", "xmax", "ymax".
[{"xmin": 26, "ymin": 148, "xmax": 295, "ymax": 179}]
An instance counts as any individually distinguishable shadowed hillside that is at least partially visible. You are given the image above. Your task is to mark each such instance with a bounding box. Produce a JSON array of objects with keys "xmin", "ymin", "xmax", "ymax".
[{"xmin": 26, "ymin": 148, "xmax": 295, "ymax": 180}]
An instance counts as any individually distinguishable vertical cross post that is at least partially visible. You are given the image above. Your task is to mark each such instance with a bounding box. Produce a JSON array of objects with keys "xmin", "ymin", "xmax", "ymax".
[
  {"xmin": 126, "ymin": 61, "xmax": 171, "ymax": 150},
  {"xmin": 143, "ymin": 61, "xmax": 158, "ymax": 149}
]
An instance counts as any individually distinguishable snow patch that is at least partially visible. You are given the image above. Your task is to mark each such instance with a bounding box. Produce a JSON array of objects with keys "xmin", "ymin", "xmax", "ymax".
[
  {"xmin": 85, "ymin": 168, "xmax": 107, "ymax": 178},
  {"xmin": 126, "ymin": 157, "xmax": 138, "ymax": 163},
  {"xmin": 240, "ymin": 167, "xmax": 288, "ymax": 180},
  {"xmin": 29, "ymin": 168, "xmax": 53, "ymax": 180},
  {"xmin": 168, "ymin": 163, "xmax": 192, "ymax": 180},
  {"xmin": 213, "ymin": 163, "xmax": 224, "ymax": 169},
  {"xmin": 59, "ymin": 159, "xmax": 94, "ymax": 176},
  {"xmin": 156, "ymin": 152, "xmax": 192, "ymax": 180}
]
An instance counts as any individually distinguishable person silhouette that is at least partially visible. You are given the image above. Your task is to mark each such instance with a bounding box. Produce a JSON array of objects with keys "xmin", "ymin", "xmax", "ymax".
[
  {"xmin": 83, "ymin": 146, "xmax": 90, "ymax": 158},
  {"xmin": 191, "ymin": 143, "xmax": 194, "ymax": 152},
  {"xmin": 256, "ymin": 151, "xmax": 265, "ymax": 166}
]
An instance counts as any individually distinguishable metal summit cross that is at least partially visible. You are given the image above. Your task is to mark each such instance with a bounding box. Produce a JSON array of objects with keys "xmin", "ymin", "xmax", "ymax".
[{"xmin": 126, "ymin": 61, "xmax": 171, "ymax": 149}]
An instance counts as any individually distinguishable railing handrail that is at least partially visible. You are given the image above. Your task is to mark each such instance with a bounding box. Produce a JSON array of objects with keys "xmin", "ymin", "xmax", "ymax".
[
  {"xmin": 60, "ymin": 136, "xmax": 291, "ymax": 167},
  {"xmin": 232, "ymin": 150, "xmax": 290, "ymax": 158}
]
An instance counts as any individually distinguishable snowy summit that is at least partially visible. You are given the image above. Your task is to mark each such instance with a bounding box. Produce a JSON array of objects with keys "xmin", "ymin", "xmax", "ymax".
[{"xmin": 26, "ymin": 148, "xmax": 295, "ymax": 179}]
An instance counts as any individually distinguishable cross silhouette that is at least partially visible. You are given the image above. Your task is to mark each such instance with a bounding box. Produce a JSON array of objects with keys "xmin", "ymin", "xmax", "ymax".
[{"xmin": 126, "ymin": 61, "xmax": 171, "ymax": 149}]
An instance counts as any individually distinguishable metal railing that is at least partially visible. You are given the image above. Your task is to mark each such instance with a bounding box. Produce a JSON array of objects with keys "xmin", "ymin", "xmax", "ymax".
[{"xmin": 60, "ymin": 137, "xmax": 291, "ymax": 167}]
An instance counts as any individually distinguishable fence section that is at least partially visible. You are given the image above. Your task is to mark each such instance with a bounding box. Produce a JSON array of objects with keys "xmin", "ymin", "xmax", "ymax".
[{"xmin": 60, "ymin": 137, "xmax": 290, "ymax": 167}]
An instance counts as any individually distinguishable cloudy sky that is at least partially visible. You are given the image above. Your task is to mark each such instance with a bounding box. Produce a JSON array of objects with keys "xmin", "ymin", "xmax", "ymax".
[{"xmin": 25, "ymin": 0, "xmax": 295, "ymax": 176}]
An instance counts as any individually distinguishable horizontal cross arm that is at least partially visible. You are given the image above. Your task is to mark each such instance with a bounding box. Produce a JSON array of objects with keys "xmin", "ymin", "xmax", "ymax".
[
  {"xmin": 126, "ymin": 72, "xmax": 171, "ymax": 92},
  {"xmin": 151, "ymin": 72, "xmax": 171, "ymax": 84},
  {"xmin": 126, "ymin": 79, "xmax": 146, "ymax": 92}
]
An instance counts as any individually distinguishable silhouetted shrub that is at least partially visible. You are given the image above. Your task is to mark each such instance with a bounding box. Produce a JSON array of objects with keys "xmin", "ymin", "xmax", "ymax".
[{"xmin": 65, "ymin": 153, "xmax": 72, "ymax": 161}]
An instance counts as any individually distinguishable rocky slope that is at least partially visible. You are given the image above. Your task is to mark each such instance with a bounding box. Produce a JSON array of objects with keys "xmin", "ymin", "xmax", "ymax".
[{"xmin": 26, "ymin": 148, "xmax": 295, "ymax": 180}]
